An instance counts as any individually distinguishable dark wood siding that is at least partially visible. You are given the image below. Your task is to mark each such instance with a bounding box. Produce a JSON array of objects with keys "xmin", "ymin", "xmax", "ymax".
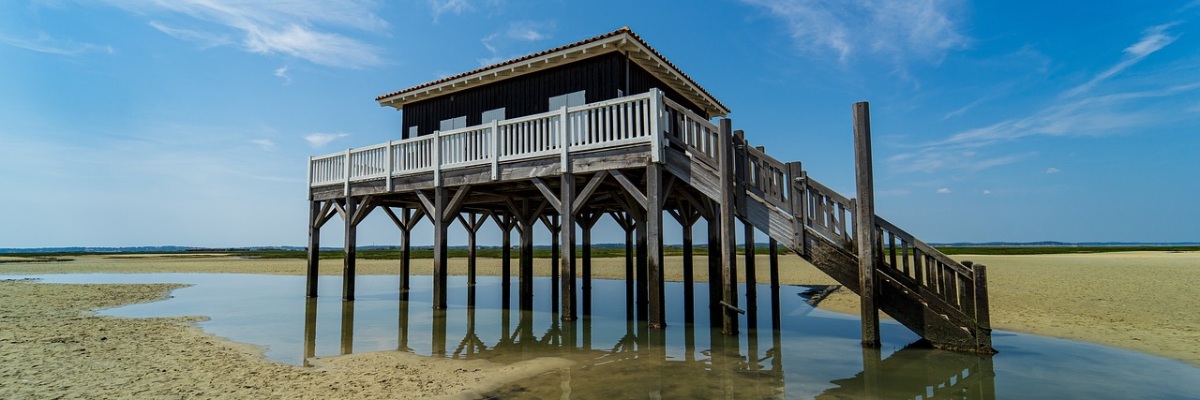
[{"xmin": 402, "ymin": 52, "xmax": 711, "ymax": 139}]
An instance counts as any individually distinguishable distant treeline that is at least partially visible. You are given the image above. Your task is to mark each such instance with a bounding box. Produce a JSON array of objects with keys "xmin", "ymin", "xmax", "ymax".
[{"xmin": 3, "ymin": 244, "xmax": 1197, "ymax": 259}]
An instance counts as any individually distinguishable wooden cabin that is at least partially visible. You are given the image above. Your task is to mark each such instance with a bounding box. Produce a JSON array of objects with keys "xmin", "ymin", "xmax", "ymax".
[{"xmin": 306, "ymin": 27, "xmax": 995, "ymax": 355}]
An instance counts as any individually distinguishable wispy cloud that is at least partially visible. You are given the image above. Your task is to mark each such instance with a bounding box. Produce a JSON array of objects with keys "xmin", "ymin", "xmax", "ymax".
[
  {"xmin": 429, "ymin": 0, "xmax": 471, "ymax": 22},
  {"xmin": 274, "ymin": 65, "xmax": 290, "ymax": 84},
  {"xmin": 304, "ymin": 132, "xmax": 349, "ymax": 148},
  {"xmin": 1044, "ymin": 167, "xmax": 1060, "ymax": 174},
  {"xmin": 0, "ymin": 32, "xmax": 113, "ymax": 56},
  {"xmin": 478, "ymin": 20, "xmax": 555, "ymax": 66},
  {"xmin": 936, "ymin": 188, "xmax": 951, "ymax": 194},
  {"xmin": 148, "ymin": 21, "xmax": 231, "ymax": 48},
  {"xmin": 250, "ymin": 139, "xmax": 275, "ymax": 150},
  {"xmin": 890, "ymin": 21, "xmax": 1198, "ymax": 176},
  {"xmin": 1062, "ymin": 23, "xmax": 1178, "ymax": 98},
  {"xmin": 741, "ymin": 0, "xmax": 968, "ymax": 64},
  {"xmin": 103, "ymin": 0, "xmax": 387, "ymax": 68}
]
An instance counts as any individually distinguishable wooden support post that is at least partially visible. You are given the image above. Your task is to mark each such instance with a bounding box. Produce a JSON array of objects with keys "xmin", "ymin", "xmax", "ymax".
[
  {"xmin": 853, "ymin": 101, "xmax": 881, "ymax": 348},
  {"xmin": 579, "ymin": 212, "xmax": 599, "ymax": 316},
  {"xmin": 786, "ymin": 162, "xmax": 808, "ymax": 256},
  {"xmin": 560, "ymin": 174, "xmax": 577, "ymax": 320},
  {"xmin": 718, "ymin": 118, "xmax": 739, "ymax": 335},
  {"xmin": 680, "ymin": 208, "xmax": 696, "ymax": 324},
  {"xmin": 707, "ymin": 210, "xmax": 723, "ymax": 326},
  {"xmin": 306, "ymin": 200, "xmax": 321, "ymax": 298},
  {"xmin": 432, "ymin": 187, "xmax": 449, "ymax": 310},
  {"xmin": 303, "ymin": 298, "xmax": 317, "ymax": 366},
  {"xmin": 646, "ymin": 164, "xmax": 665, "ymax": 328},
  {"xmin": 635, "ymin": 206, "xmax": 648, "ymax": 321},
  {"xmin": 744, "ymin": 219, "xmax": 758, "ymax": 330},
  {"xmin": 744, "ymin": 219, "xmax": 757, "ymax": 301},
  {"xmin": 542, "ymin": 215, "xmax": 561, "ymax": 283},
  {"xmin": 342, "ymin": 197, "xmax": 357, "ymax": 301},
  {"xmin": 458, "ymin": 211, "xmax": 487, "ymax": 286},
  {"xmin": 769, "ymin": 238, "xmax": 780, "ymax": 289},
  {"xmin": 399, "ymin": 214, "xmax": 412, "ymax": 294},
  {"xmin": 971, "ymin": 262, "xmax": 994, "ymax": 352}
]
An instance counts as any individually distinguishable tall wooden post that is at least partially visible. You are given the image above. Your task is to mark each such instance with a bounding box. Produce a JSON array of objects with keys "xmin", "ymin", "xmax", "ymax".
[
  {"xmin": 306, "ymin": 200, "xmax": 321, "ymax": 298},
  {"xmin": 399, "ymin": 213, "xmax": 412, "ymax": 294},
  {"xmin": 518, "ymin": 201, "xmax": 535, "ymax": 311},
  {"xmin": 342, "ymin": 196, "xmax": 357, "ymax": 301},
  {"xmin": 580, "ymin": 212, "xmax": 600, "ymax": 316},
  {"xmin": 718, "ymin": 118, "xmax": 739, "ymax": 335},
  {"xmin": 744, "ymin": 220, "xmax": 758, "ymax": 329},
  {"xmin": 680, "ymin": 209, "xmax": 696, "ymax": 324},
  {"xmin": 560, "ymin": 174, "xmax": 577, "ymax": 320},
  {"xmin": 635, "ymin": 207, "xmax": 648, "ymax": 321},
  {"xmin": 706, "ymin": 210, "xmax": 723, "ymax": 326},
  {"xmin": 853, "ymin": 101, "xmax": 880, "ymax": 348},
  {"xmin": 466, "ymin": 213, "xmax": 478, "ymax": 286},
  {"xmin": 432, "ymin": 187, "xmax": 449, "ymax": 310},
  {"xmin": 646, "ymin": 164, "xmax": 665, "ymax": 328}
]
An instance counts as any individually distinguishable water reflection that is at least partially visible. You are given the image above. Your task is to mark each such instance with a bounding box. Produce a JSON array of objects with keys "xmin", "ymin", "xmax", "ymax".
[
  {"xmin": 306, "ymin": 277, "xmax": 997, "ymax": 399},
  {"xmin": 15, "ymin": 273, "xmax": 1195, "ymax": 399}
]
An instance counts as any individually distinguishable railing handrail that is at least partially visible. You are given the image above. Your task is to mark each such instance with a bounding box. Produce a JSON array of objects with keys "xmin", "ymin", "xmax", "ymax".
[
  {"xmin": 309, "ymin": 90, "xmax": 663, "ymax": 189},
  {"xmin": 875, "ymin": 215, "xmax": 972, "ymax": 277}
]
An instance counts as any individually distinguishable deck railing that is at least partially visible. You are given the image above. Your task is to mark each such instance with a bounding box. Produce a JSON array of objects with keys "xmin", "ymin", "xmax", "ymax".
[{"xmin": 309, "ymin": 90, "xmax": 662, "ymax": 191}]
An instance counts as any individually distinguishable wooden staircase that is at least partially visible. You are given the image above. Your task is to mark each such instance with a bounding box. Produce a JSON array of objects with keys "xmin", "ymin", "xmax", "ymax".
[{"xmin": 660, "ymin": 99, "xmax": 994, "ymax": 353}]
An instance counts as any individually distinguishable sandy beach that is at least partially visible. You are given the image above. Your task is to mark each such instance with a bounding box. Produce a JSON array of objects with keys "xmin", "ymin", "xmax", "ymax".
[{"xmin": 2, "ymin": 251, "xmax": 1198, "ymax": 398}]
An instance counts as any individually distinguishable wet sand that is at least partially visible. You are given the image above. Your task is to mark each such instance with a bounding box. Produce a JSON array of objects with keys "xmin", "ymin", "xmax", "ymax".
[{"xmin": 1, "ymin": 251, "xmax": 1197, "ymax": 398}]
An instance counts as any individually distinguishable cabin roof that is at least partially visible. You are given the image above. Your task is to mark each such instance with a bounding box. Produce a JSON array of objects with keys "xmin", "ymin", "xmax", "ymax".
[{"xmin": 375, "ymin": 27, "xmax": 730, "ymax": 117}]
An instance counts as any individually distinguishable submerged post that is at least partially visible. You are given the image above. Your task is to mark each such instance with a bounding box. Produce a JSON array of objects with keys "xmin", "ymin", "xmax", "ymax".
[
  {"xmin": 853, "ymin": 101, "xmax": 880, "ymax": 348},
  {"xmin": 432, "ymin": 187, "xmax": 449, "ymax": 310},
  {"xmin": 646, "ymin": 164, "xmax": 665, "ymax": 328}
]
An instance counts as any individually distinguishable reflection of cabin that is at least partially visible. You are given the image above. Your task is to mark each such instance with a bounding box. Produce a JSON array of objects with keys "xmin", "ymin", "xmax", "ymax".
[
  {"xmin": 305, "ymin": 27, "xmax": 994, "ymax": 355},
  {"xmin": 376, "ymin": 28, "xmax": 727, "ymax": 139}
]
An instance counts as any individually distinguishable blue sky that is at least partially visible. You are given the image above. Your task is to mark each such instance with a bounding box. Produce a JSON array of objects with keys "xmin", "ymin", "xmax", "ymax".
[{"xmin": 1, "ymin": 0, "xmax": 1197, "ymax": 248}]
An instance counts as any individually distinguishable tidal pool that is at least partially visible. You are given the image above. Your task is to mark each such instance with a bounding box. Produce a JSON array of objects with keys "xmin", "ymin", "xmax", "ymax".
[{"xmin": 7, "ymin": 273, "xmax": 1198, "ymax": 399}]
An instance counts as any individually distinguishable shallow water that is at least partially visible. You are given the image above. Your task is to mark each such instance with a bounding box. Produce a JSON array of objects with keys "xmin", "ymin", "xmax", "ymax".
[{"xmin": 6, "ymin": 273, "xmax": 1198, "ymax": 399}]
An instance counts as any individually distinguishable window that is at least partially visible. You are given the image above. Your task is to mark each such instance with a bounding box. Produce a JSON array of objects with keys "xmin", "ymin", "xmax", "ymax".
[
  {"xmin": 439, "ymin": 116, "xmax": 467, "ymax": 132},
  {"xmin": 548, "ymin": 90, "xmax": 586, "ymax": 111},
  {"xmin": 481, "ymin": 108, "xmax": 506, "ymax": 124}
]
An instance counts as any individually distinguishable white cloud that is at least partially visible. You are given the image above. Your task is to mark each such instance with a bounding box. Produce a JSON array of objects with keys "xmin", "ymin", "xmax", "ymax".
[
  {"xmin": 937, "ymin": 188, "xmax": 951, "ymax": 194},
  {"xmin": 1044, "ymin": 167, "xmax": 1060, "ymax": 174},
  {"xmin": 274, "ymin": 65, "xmax": 290, "ymax": 84},
  {"xmin": 251, "ymin": 139, "xmax": 275, "ymax": 150},
  {"xmin": 0, "ymin": 32, "xmax": 113, "ymax": 56},
  {"xmin": 478, "ymin": 20, "xmax": 554, "ymax": 66},
  {"xmin": 982, "ymin": 189, "xmax": 992, "ymax": 195},
  {"xmin": 148, "ymin": 21, "xmax": 231, "ymax": 48},
  {"xmin": 741, "ymin": 0, "xmax": 968, "ymax": 64},
  {"xmin": 304, "ymin": 132, "xmax": 349, "ymax": 148},
  {"xmin": 429, "ymin": 0, "xmax": 473, "ymax": 22},
  {"xmin": 1063, "ymin": 23, "xmax": 1178, "ymax": 98},
  {"xmin": 103, "ymin": 0, "xmax": 387, "ymax": 68}
]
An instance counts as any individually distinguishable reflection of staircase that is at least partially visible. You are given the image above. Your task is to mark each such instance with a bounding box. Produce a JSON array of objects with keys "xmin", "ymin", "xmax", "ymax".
[{"xmin": 661, "ymin": 101, "xmax": 994, "ymax": 353}]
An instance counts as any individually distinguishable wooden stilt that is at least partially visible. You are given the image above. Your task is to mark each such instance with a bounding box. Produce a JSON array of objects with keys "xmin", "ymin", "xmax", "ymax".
[
  {"xmin": 342, "ymin": 196, "xmax": 357, "ymax": 302},
  {"xmin": 707, "ymin": 211, "xmax": 723, "ymax": 325},
  {"xmin": 769, "ymin": 238, "xmax": 780, "ymax": 289},
  {"xmin": 853, "ymin": 101, "xmax": 881, "ymax": 348},
  {"xmin": 306, "ymin": 200, "xmax": 321, "ymax": 298},
  {"xmin": 457, "ymin": 212, "xmax": 487, "ymax": 286},
  {"xmin": 399, "ymin": 212, "xmax": 412, "ymax": 294},
  {"xmin": 560, "ymin": 173, "xmax": 577, "ymax": 320},
  {"xmin": 432, "ymin": 187, "xmax": 449, "ymax": 310},
  {"xmin": 646, "ymin": 164, "xmax": 665, "ymax": 328},
  {"xmin": 580, "ymin": 212, "xmax": 600, "ymax": 316},
  {"xmin": 745, "ymin": 220, "xmax": 759, "ymax": 330},
  {"xmin": 635, "ymin": 207, "xmax": 648, "ymax": 321},
  {"xmin": 718, "ymin": 118, "xmax": 739, "ymax": 335}
]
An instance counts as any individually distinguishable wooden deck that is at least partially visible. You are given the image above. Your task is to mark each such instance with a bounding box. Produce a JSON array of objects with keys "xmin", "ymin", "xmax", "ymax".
[{"xmin": 306, "ymin": 89, "xmax": 994, "ymax": 354}]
